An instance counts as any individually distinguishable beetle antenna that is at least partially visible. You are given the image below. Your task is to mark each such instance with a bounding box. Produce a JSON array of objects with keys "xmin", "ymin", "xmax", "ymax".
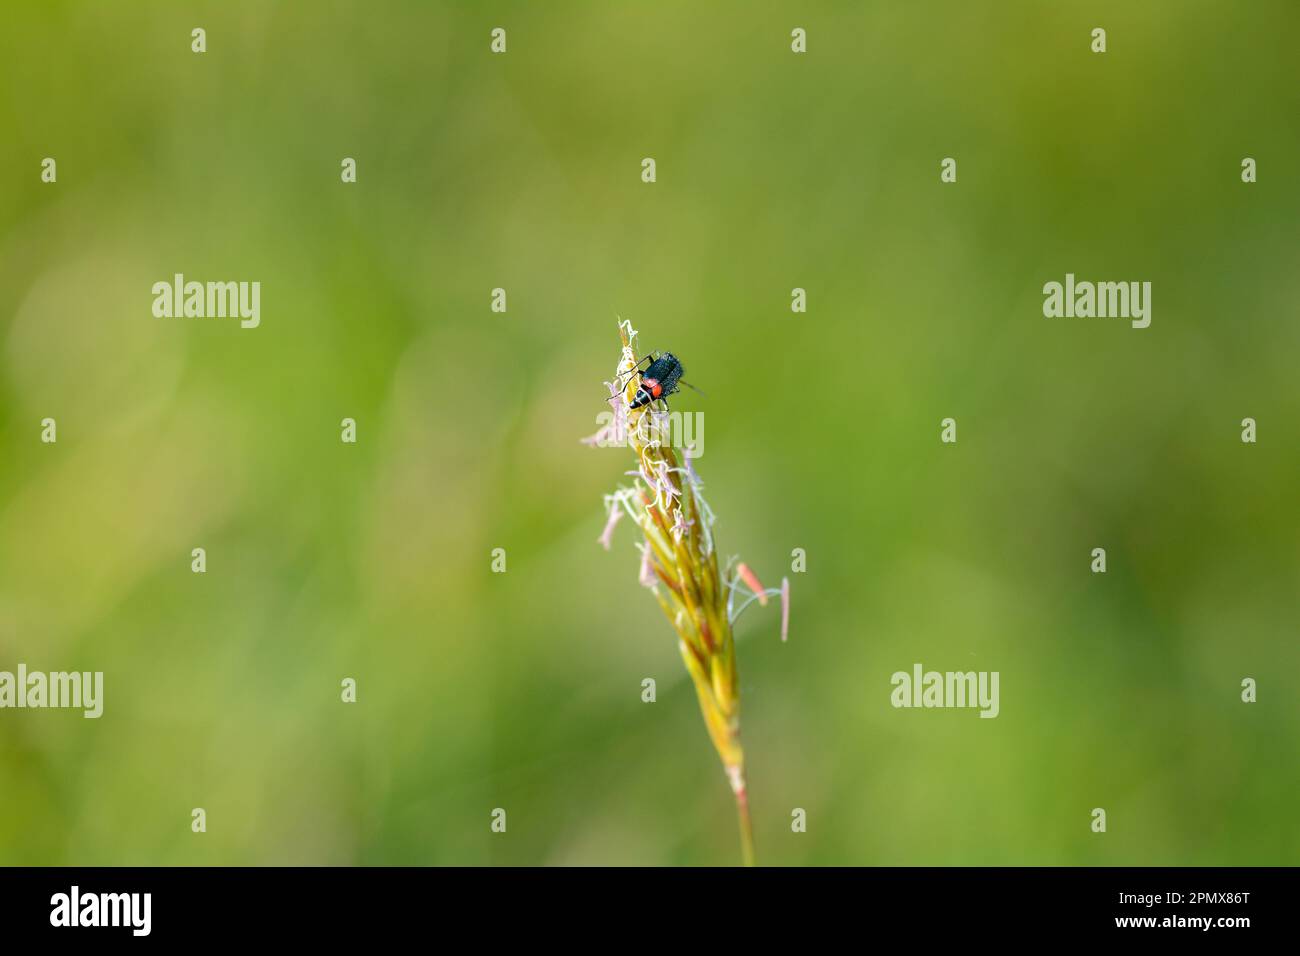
[
  {"xmin": 680, "ymin": 379, "xmax": 707, "ymax": 398},
  {"xmin": 608, "ymin": 354, "xmax": 653, "ymax": 397}
]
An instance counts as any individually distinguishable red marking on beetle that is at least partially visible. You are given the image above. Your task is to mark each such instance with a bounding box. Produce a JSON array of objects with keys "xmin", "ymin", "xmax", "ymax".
[{"xmin": 618, "ymin": 352, "xmax": 690, "ymax": 410}]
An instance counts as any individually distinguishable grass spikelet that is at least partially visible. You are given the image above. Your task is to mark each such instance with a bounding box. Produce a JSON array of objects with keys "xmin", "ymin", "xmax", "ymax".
[{"xmin": 586, "ymin": 320, "xmax": 790, "ymax": 866}]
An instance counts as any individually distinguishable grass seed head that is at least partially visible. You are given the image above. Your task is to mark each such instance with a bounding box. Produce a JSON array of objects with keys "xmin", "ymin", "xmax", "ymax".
[{"xmin": 585, "ymin": 320, "xmax": 791, "ymax": 865}]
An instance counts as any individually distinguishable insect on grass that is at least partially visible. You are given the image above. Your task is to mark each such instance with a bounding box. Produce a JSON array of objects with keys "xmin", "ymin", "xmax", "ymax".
[{"xmin": 584, "ymin": 320, "xmax": 790, "ymax": 866}]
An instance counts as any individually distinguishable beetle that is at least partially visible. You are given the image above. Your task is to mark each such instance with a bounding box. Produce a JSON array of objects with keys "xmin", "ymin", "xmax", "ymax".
[{"xmin": 615, "ymin": 351, "xmax": 697, "ymax": 410}]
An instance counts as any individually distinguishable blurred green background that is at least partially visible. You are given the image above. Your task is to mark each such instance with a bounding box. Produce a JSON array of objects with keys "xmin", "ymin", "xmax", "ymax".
[{"xmin": 1, "ymin": 1, "xmax": 1297, "ymax": 865}]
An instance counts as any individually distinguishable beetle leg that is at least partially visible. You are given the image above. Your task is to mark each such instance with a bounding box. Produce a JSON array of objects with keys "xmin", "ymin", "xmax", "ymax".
[{"xmin": 613, "ymin": 352, "xmax": 655, "ymax": 393}]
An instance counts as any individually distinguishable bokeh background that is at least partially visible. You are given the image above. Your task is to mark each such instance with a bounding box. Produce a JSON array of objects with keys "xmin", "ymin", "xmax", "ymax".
[{"xmin": 1, "ymin": 1, "xmax": 1297, "ymax": 865}]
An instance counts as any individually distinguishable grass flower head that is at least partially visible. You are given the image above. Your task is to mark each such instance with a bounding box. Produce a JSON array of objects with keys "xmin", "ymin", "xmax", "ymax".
[{"xmin": 586, "ymin": 320, "xmax": 790, "ymax": 865}]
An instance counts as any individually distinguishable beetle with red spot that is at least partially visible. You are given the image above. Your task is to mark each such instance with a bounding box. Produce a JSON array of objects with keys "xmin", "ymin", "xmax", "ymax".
[{"xmin": 616, "ymin": 351, "xmax": 694, "ymax": 410}]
